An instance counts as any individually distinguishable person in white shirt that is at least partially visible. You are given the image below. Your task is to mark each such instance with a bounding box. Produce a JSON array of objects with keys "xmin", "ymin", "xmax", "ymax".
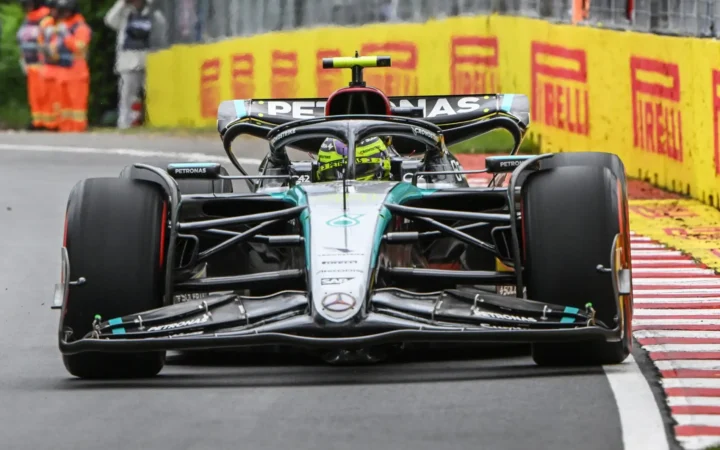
[{"xmin": 104, "ymin": 0, "xmax": 167, "ymax": 129}]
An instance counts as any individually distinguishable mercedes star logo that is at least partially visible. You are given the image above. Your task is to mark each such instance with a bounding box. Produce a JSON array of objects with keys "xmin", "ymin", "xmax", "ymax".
[{"xmin": 321, "ymin": 293, "xmax": 357, "ymax": 312}]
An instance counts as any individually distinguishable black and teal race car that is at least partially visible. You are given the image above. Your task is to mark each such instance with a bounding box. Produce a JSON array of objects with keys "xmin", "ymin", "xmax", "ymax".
[{"xmin": 53, "ymin": 54, "xmax": 634, "ymax": 378}]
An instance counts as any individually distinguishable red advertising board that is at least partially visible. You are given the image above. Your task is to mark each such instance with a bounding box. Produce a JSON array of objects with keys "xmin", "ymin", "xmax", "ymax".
[
  {"xmin": 531, "ymin": 42, "xmax": 590, "ymax": 135},
  {"xmin": 450, "ymin": 36, "xmax": 499, "ymax": 94},
  {"xmin": 630, "ymin": 56, "xmax": 683, "ymax": 161}
]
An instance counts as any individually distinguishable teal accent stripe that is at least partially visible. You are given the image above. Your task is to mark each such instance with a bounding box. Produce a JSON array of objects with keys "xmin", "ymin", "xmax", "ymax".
[
  {"xmin": 108, "ymin": 318, "xmax": 123, "ymax": 326},
  {"xmin": 500, "ymin": 94, "xmax": 514, "ymax": 113},
  {"xmin": 234, "ymin": 100, "xmax": 248, "ymax": 118},
  {"xmin": 560, "ymin": 306, "xmax": 580, "ymax": 324},
  {"xmin": 111, "ymin": 327, "xmax": 126, "ymax": 335}
]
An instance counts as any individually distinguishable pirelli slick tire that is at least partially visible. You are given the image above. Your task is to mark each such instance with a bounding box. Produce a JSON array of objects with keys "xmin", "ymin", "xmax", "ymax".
[
  {"xmin": 60, "ymin": 178, "xmax": 167, "ymax": 379},
  {"xmin": 174, "ymin": 165, "xmax": 233, "ymax": 195},
  {"xmin": 522, "ymin": 165, "xmax": 631, "ymax": 366}
]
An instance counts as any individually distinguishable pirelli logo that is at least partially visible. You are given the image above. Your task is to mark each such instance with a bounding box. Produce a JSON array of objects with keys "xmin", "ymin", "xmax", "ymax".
[
  {"xmin": 199, "ymin": 58, "xmax": 221, "ymax": 119},
  {"xmin": 630, "ymin": 56, "xmax": 683, "ymax": 161},
  {"xmin": 713, "ymin": 70, "xmax": 720, "ymax": 175},
  {"xmin": 317, "ymin": 49, "xmax": 343, "ymax": 97},
  {"xmin": 271, "ymin": 50, "xmax": 299, "ymax": 98},
  {"xmin": 531, "ymin": 42, "xmax": 589, "ymax": 135},
  {"xmin": 361, "ymin": 42, "xmax": 418, "ymax": 96},
  {"xmin": 450, "ymin": 36, "xmax": 498, "ymax": 94},
  {"xmin": 231, "ymin": 53, "xmax": 255, "ymax": 99}
]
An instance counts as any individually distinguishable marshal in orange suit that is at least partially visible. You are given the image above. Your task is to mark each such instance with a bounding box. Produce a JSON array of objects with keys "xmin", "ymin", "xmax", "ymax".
[
  {"xmin": 17, "ymin": 0, "xmax": 50, "ymax": 130},
  {"xmin": 37, "ymin": 0, "xmax": 60, "ymax": 131},
  {"xmin": 47, "ymin": 0, "xmax": 91, "ymax": 132}
]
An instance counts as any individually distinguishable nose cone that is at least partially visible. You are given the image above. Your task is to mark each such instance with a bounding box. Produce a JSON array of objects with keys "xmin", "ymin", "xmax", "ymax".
[{"xmin": 304, "ymin": 182, "xmax": 395, "ymax": 325}]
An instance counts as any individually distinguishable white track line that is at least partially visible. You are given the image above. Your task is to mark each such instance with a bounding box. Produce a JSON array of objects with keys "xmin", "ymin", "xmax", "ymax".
[
  {"xmin": 656, "ymin": 361, "xmax": 720, "ymax": 371},
  {"xmin": 634, "ymin": 298, "xmax": 720, "ymax": 304},
  {"xmin": 631, "ymin": 243, "xmax": 669, "ymax": 249},
  {"xmin": 645, "ymin": 344, "xmax": 720, "ymax": 352},
  {"xmin": 0, "ymin": 143, "xmax": 263, "ymax": 165},
  {"xmin": 602, "ymin": 355, "xmax": 670, "ymax": 450},
  {"xmin": 636, "ymin": 331, "xmax": 720, "ymax": 339},
  {"xmin": 668, "ymin": 397, "xmax": 720, "ymax": 407},
  {"xmin": 633, "ymin": 250, "xmax": 685, "ymax": 257},
  {"xmin": 662, "ymin": 379, "xmax": 720, "ymax": 389},
  {"xmin": 633, "ymin": 278, "xmax": 720, "ymax": 285},
  {"xmin": 673, "ymin": 414, "xmax": 720, "ymax": 426},
  {"xmin": 636, "ymin": 310, "xmax": 720, "ymax": 316},
  {"xmin": 634, "ymin": 289, "xmax": 720, "ymax": 295},
  {"xmin": 677, "ymin": 437, "xmax": 720, "ymax": 450},
  {"xmin": 632, "ymin": 260, "xmax": 697, "ymax": 266},
  {"xmin": 634, "ymin": 319, "xmax": 720, "ymax": 326},
  {"xmin": 632, "ymin": 268, "xmax": 717, "ymax": 274}
]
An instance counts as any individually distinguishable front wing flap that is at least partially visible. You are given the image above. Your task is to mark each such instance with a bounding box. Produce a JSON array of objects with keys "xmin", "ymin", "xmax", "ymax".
[{"xmin": 59, "ymin": 289, "xmax": 621, "ymax": 355}]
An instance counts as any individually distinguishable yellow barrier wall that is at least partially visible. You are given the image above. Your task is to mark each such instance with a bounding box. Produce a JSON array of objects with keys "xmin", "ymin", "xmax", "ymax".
[{"xmin": 147, "ymin": 15, "xmax": 720, "ymax": 207}]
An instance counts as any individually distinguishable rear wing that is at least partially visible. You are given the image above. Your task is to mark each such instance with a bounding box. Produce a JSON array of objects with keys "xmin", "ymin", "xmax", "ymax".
[{"xmin": 216, "ymin": 93, "xmax": 530, "ymax": 139}]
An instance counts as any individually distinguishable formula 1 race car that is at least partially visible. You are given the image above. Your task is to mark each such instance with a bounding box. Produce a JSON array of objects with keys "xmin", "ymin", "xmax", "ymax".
[{"xmin": 53, "ymin": 54, "xmax": 634, "ymax": 379}]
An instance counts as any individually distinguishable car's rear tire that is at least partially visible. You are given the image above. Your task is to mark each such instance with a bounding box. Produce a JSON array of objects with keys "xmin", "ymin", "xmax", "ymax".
[
  {"xmin": 522, "ymin": 165, "xmax": 632, "ymax": 366},
  {"xmin": 60, "ymin": 178, "xmax": 167, "ymax": 379}
]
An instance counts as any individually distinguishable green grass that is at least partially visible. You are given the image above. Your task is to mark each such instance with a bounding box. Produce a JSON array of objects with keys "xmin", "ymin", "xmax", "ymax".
[
  {"xmin": 0, "ymin": 100, "xmax": 30, "ymax": 130},
  {"xmin": 448, "ymin": 129, "xmax": 539, "ymax": 154}
]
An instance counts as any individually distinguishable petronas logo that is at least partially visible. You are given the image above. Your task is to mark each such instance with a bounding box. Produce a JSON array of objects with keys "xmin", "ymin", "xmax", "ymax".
[{"xmin": 326, "ymin": 214, "xmax": 364, "ymax": 227}]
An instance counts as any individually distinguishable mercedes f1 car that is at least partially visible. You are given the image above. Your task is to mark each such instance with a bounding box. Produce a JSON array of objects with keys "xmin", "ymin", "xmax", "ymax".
[{"xmin": 53, "ymin": 54, "xmax": 634, "ymax": 378}]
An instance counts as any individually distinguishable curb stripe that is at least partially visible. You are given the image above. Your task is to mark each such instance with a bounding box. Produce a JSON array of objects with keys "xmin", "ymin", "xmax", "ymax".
[
  {"xmin": 627, "ymin": 233, "xmax": 720, "ymax": 449},
  {"xmin": 663, "ymin": 371, "xmax": 720, "ymax": 379}
]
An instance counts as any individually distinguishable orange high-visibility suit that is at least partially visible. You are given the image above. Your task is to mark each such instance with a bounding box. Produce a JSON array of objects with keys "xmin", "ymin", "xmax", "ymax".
[
  {"xmin": 37, "ymin": 15, "xmax": 60, "ymax": 130},
  {"xmin": 47, "ymin": 13, "xmax": 92, "ymax": 132},
  {"xmin": 17, "ymin": 6, "xmax": 50, "ymax": 129}
]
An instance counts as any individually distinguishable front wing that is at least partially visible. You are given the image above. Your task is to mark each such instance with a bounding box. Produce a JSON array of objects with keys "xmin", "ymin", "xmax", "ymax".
[{"xmin": 59, "ymin": 288, "xmax": 624, "ymax": 355}]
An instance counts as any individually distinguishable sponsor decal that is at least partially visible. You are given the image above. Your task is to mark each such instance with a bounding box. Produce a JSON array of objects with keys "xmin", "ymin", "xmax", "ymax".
[
  {"xmin": 200, "ymin": 58, "xmax": 221, "ymax": 119},
  {"xmin": 630, "ymin": 204, "xmax": 697, "ymax": 219},
  {"xmin": 630, "ymin": 56, "xmax": 683, "ymax": 161},
  {"xmin": 326, "ymin": 214, "xmax": 364, "ymax": 227},
  {"xmin": 361, "ymin": 42, "xmax": 418, "ymax": 95},
  {"xmin": 231, "ymin": 53, "xmax": 255, "ymax": 99},
  {"xmin": 474, "ymin": 310, "xmax": 537, "ymax": 322},
  {"xmin": 175, "ymin": 167, "xmax": 206, "ymax": 174},
  {"xmin": 269, "ymin": 128, "xmax": 296, "ymax": 146},
  {"xmin": 317, "ymin": 269, "xmax": 364, "ymax": 274},
  {"xmin": 324, "ymin": 246, "xmax": 355, "ymax": 253},
  {"xmin": 411, "ymin": 126, "xmax": 439, "ymax": 142},
  {"xmin": 321, "ymin": 293, "xmax": 357, "ymax": 312},
  {"xmin": 173, "ymin": 292, "xmax": 209, "ymax": 303},
  {"xmin": 148, "ymin": 314, "xmax": 210, "ymax": 332},
  {"xmin": 480, "ymin": 323, "xmax": 524, "ymax": 330},
  {"xmin": 496, "ymin": 285, "xmax": 517, "ymax": 296},
  {"xmin": 262, "ymin": 100, "xmax": 326, "ymax": 119},
  {"xmin": 531, "ymin": 42, "xmax": 589, "ymax": 135},
  {"xmin": 317, "ymin": 49, "xmax": 343, "ymax": 96},
  {"xmin": 713, "ymin": 70, "xmax": 720, "ymax": 175},
  {"xmin": 500, "ymin": 160, "xmax": 522, "ymax": 168},
  {"xmin": 321, "ymin": 277, "xmax": 355, "ymax": 285},
  {"xmin": 271, "ymin": 50, "xmax": 299, "ymax": 98},
  {"xmin": 389, "ymin": 96, "xmax": 486, "ymax": 118},
  {"xmin": 664, "ymin": 226, "xmax": 720, "ymax": 240},
  {"xmin": 450, "ymin": 36, "xmax": 499, "ymax": 94}
]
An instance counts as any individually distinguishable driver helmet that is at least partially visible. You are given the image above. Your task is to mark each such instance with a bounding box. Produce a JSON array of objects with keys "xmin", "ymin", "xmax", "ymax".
[{"xmin": 317, "ymin": 136, "xmax": 391, "ymax": 181}]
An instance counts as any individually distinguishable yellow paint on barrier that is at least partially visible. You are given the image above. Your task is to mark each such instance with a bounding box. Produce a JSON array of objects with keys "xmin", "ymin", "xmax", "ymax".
[
  {"xmin": 146, "ymin": 15, "xmax": 720, "ymax": 209},
  {"xmin": 629, "ymin": 199, "xmax": 720, "ymax": 271}
]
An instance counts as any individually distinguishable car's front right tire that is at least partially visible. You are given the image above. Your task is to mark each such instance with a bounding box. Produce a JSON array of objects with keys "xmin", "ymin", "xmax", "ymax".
[{"xmin": 60, "ymin": 178, "xmax": 167, "ymax": 379}]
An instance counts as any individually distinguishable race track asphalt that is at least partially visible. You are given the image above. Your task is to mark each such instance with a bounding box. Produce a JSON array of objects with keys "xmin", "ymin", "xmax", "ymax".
[{"xmin": 0, "ymin": 131, "xmax": 648, "ymax": 450}]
